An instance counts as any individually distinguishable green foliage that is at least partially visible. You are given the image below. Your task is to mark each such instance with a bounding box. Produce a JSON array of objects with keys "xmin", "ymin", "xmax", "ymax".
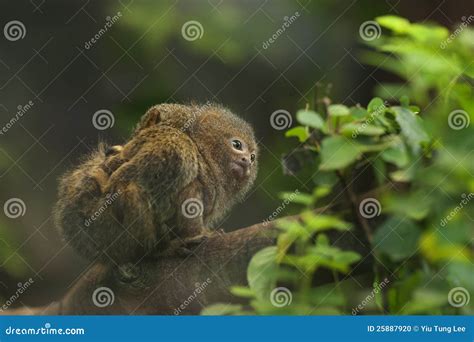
[{"xmin": 203, "ymin": 16, "xmax": 473, "ymax": 315}]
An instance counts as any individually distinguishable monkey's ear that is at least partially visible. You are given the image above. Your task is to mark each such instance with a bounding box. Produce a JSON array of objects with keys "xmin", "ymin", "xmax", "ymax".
[{"xmin": 133, "ymin": 106, "xmax": 161, "ymax": 134}]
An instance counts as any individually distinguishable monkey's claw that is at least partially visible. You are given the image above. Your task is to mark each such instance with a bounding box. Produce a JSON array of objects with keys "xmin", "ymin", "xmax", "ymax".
[
  {"xmin": 105, "ymin": 145, "xmax": 123, "ymax": 156},
  {"xmin": 173, "ymin": 235, "xmax": 209, "ymax": 257},
  {"xmin": 184, "ymin": 234, "xmax": 209, "ymax": 247}
]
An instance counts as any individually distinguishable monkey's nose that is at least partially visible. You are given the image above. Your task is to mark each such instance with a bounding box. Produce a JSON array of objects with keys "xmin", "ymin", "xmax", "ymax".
[{"xmin": 240, "ymin": 156, "xmax": 250, "ymax": 166}]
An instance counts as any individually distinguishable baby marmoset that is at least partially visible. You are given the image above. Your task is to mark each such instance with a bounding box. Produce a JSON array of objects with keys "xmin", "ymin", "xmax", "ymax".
[{"xmin": 54, "ymin": 103, "xmax": 258, "ymax": 264}]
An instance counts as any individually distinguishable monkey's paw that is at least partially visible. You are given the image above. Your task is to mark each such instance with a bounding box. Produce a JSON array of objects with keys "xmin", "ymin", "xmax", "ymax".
[{"xmin": 158, "ymin": 232, "xmax": 219, "ymax": 258}]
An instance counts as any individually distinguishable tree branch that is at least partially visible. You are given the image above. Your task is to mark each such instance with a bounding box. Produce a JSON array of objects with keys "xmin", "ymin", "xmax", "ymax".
[{"xmin": 4, "ymin": 216, "xmax": 371, "ymax": 315}]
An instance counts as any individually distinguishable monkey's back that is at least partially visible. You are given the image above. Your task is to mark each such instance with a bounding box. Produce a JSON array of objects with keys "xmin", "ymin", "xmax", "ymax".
[{"xmin": 54, "ymin": 125, "xmax": 201, "ymax": 264}]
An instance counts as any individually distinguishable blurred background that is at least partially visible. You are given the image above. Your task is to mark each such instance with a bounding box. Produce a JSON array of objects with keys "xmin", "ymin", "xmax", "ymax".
[{"xmin": 0, "ymin": 0, "xmax": 471, "ymax": 308}]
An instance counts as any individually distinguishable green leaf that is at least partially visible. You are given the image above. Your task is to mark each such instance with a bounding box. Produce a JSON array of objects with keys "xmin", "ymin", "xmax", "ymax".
[
  {"xmin": 285, "ymin": 193, "xmax": 313, "ymax": 206},
  {"xmin": 276, "ymin": 220, "xmax": 309, "ymax": 260},
  {"xmin": 247, "ymin": 247, "xmax": 279, "ymax": 301},
  {"xmin": 341, "ymin": 123, "xmax": 385, "ymax": 137},
  {"xmin": 367, "ymin": 97, "xmax": 386, "ymax": 113},
  {"xmin": 312, "ymin": 186, "xmax": 331, "ymax": 200},
  {"xmin": 308, "ymin": 284, "xmax": 346, "ymax": 307},
  {"xmin": 392, "ymin": 106, "xmax": 429, "ymax": 153},
  {"xmin": 312, "ymin": 171, "xmax": 338, "ymax": 187},
  {"xmin": 350, "ymin": 106, "xmax": 368, "ymax": 119},
  {"xmin": 320, "ymin": 136, "xmax": 361, "ymax": 170},
  {"xmin": 296, "ymin": 110, "xmax": 325, "ymax": 130},
  {"xmin": 301, "ymin": 212, "xmax": 352, "ymax": 233},
  {"xmin": 230, "ymin": 286, "xmax": 255, "ymax": 298},
  {"xmin": 201, "ymin": 303, "xmax": 244, "ymax": 315},
  {"xmin": 389, "ymin": 169, "xmax": 413, "ymax": 182},
  {"xmin": 400, "ymin": 289, "xmax": 447, "ymax": 314},
  {"xmin": 406, "ymin": 23, "xmax": 449, "ymax": 42},
  {"xmin": 284, "ymin": 245, "xmax": 360, "ymax": 274},
  {"xmin": 373, "ymin": 216, "xmax": 422, "ymax": 261},
  {"xmin": 381, "ymin": 140, "xmax": 409, "ymax": 168},
  {"xmin": 383, "ymin": 192, "xmax": 431, "ymax": 220},
  {"xmin": 376, "ymin": 15, "xmax": 411, "ymax": 34},
  {"xmin": 285, "ymin": 126, "xmax": 309, "ymax": 142},
  {"xmin": 328, "ymin": 104, "xmax": 350, "ymax": 117},
  {"xmin": 278, "ymin": 191, "xmax": 312, "ymax": 206}
]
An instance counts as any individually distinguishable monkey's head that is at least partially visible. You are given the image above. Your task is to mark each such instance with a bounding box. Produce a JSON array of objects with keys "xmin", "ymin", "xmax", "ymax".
[
  {"xmin": 189, "ymin": 104, "xmax": 259, "ymax": 200},
  {"xmin": 136, "ymin": 103, "xmax": 258, "ymax": 201}
]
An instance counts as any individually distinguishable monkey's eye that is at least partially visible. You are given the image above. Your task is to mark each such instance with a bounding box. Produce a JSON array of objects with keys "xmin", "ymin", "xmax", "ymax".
[
  {"xmin": 250, "ymin": 154, "xmax": 256, "ymax": 162},
  {"xmin": 231, "ymin": 139, "xmax": 243, "ymax": 151}
]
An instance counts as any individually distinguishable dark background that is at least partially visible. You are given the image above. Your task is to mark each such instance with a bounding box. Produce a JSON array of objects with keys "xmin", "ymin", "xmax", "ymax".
[{"xmin": 0, "ymin": 0, "xmax": 471, "ymax": 307}]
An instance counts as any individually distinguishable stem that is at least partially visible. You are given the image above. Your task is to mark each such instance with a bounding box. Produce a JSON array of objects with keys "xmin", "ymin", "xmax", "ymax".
[
  {"xmin": 336, "ymin": 170, "xmax": 389, "ymax": 313},
  {"xmin": 335, "ymin": 170, "xmax": 373, "ymax": 243}
]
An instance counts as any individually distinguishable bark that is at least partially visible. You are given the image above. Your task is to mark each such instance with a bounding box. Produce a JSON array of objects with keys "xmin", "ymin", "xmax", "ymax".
[{"xmin": 4, "ymin": 217, "xmax": 371, "ymax": 315}]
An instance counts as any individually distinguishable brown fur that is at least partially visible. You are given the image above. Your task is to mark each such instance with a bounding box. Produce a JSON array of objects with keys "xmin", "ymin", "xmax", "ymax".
[{"xmin": 54, "ymin": 103, "xmax": 258, "ymax": 264}]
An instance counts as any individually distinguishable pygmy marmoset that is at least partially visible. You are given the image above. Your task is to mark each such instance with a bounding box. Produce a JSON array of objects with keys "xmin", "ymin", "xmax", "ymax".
[{"xmin": 54, "ymin": 103, "xmax": 258, "ymax": 264}]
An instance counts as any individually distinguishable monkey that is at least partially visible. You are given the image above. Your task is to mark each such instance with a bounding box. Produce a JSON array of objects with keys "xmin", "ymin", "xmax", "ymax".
[{"xmin": 53, "ymin": 103, "xmax": 258, "ymax": 265}]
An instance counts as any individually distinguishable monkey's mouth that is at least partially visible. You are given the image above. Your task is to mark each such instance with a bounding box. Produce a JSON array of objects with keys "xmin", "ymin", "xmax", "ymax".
[{"xmin": 230, "ymin": 161, "xmax": 250, "ymax": 180}]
